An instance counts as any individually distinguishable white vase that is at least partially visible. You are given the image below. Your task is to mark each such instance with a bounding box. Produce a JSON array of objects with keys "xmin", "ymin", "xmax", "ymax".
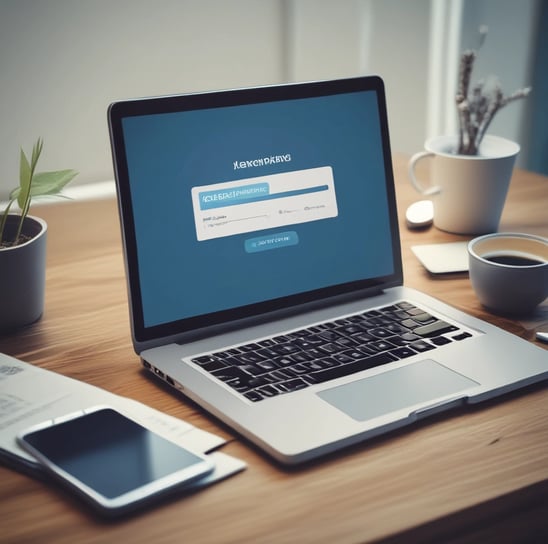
[
  {"xmin": 0, "ymin": 215, "xmax": 47, "ymax": 332},
  {"xmin": 408, "ymin": 134, "xmax": 520, "ymax": 234}
]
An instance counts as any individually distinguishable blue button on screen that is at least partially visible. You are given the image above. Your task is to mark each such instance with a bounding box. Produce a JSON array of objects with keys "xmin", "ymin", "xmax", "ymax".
[{"xmin": 245, "ymin": 231, "xmax": 299, "ymax": 253}]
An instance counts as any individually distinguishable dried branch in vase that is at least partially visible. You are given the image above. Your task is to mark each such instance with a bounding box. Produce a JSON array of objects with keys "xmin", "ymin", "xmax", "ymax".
[{"xmin": 455, "ymin": 28, "xmax": 531, "ymax": 156}]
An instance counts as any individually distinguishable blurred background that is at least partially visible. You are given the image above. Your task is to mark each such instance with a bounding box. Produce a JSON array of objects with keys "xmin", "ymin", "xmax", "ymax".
[{"xmin": 0, "ymin": 0, "xmax": 546, "ymax": 200}]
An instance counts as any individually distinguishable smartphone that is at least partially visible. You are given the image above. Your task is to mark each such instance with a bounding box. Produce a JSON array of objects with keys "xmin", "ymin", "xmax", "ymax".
[{"xmin": 17, "ymin": 406, "xmax": 215, "ymax": 517}]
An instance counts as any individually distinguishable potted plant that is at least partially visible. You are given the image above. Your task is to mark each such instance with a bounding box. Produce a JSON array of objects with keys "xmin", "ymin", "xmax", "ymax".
[
  {"xmin": 408, "ymin": 26, "xmax": 532, "ymax": 234},
  {"xmin": 0, "ymin": 138, "xmax": 77, "ymax": 331}
]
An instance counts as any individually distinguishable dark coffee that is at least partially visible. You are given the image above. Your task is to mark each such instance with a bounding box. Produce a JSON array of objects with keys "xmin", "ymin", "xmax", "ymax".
[{"xmin": 485, "ymin": 254, "xmax": 544, "ymax": 266}]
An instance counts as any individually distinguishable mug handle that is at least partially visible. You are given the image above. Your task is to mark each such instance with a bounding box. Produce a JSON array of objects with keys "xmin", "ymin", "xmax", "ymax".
[{"xmin": 408, "ymin": 151, "xmax": 441, "ymax": 196}]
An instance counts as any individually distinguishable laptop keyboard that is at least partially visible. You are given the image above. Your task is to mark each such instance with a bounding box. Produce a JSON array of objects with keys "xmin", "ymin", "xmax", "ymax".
[{"xmin": 190, "ymin": 301, "xmax": 473, "ymax": 402}]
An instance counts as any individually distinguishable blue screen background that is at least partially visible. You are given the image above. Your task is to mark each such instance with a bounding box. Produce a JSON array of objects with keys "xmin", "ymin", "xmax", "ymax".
[{"xmin": 122, "ymin": 91, "xmax": 394, "ymax": 327}]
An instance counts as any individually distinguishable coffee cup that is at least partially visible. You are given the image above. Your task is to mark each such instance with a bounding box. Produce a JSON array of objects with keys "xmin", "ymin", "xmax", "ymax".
[
  {"xmin": 408, "ymin": 135, "xmax": 519, "ymax": 234},
  {"xmin": 468, "ymin": 233, "xmax": 548, "ymax": 315}
]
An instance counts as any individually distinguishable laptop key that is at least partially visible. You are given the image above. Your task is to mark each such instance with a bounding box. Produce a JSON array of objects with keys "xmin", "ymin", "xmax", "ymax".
[
  {"xmin": 256, "ymin": 360, "xmax": 281, "ymax": 372},
  {"xmin": 335, "ymin": 336, "xmax": 359, "ymax": 348},
  {"xmin": 411, "ymin": 312, "xmax": 436, "ymax": 324},
  {"xmin": 257, "ymin": 384, "xmax": 282, "ymax": 397},
  {"xmin": 199, "ymin": 359, "xmax": 228, "ymax": 372},
  {"xmin": 256, "ymin": 346, "xmax": 281, "ymax": 358},
  {"xmin": 304, "ymin": 347, "xmax": 330, "ymax": 359},
  {"xmin": 363, "ymin": 316, "xmax": 388, "ymax": 326},
  {"xmin": 269, "ymin": 368, "xmax": 295, "ymax": 381},
  {"xmin": 233, "ymin": 352, "xmax": 267, "ymax": 365},
  {"xmin": 414, "ymin": 320, "xmax": 459, "ymax": 338},
  {"xmin": 212, "ymin": 366, "xmax": 253, "ymax": 383},
  {"xmin": 288, "ymin": 363, "xmax": 311, "ymax": 375},
  {"xmin": 337, "ymin": 324, "xmax": 365, "ymax": 335},
  {"xmin": 320, "ymin": 342, "xmax": 342, "ymax": 354},
  {"xmin": 275, "ymin": 356, "xmax": 297, "ymax": 366},
  {"xmin": 406, "ymin": 307, "xmax": 427, "ymax": 316},
  {"xmin": 309, "ymin": 352, "xmax": 397, "ymax": 383},
  {"xmin": 287, "ymin": 351, "xmax": 313, "ymax": 363},
  {"xmin": 452, "ymin": 332, "xmax": 473, "ymax": 341},
  {"xmin": 244, "ymin": 390, "xmax": 264, "ymax": 402},
  {"xmin": 401, "ymin": 318, "xmax": 420, "ymax": 329},
  {"xmin": 384, "ymin": 335, "xmax": 407, "ymax": 347},
  {"xmin": 367, "ymin": 340, "xmax": 396, "ymax": 352},
  {"xmin": 319, "ymin": 356, "xmax": 341, "ymax": 368},
  {"xmin": 248, "ymin": 376, "xmax": 269, "ymax": 388},
  {"xmin": 271, "ymin": 343, "xmax": 300, "ymax": 355},
  {"xmin": 390, "ymin": 346, "xmax": 416, "ymax": 359},
  {"xmin": 344, "ymin": 349, "xmax": 370, "ymax": 360},
  {"xmin": 400, "ymin": 332, "xmax": 420, "ymax": 342},
  {"xmin": 430, "ymin": 336, "xmax": 452, "ymax": 346},
  {"xmin": 293, "ymin": 336, "xmax": 323, "ymax": 349},
  {"xmin": 332, "ymin": 352, "xmax": 356, "ymax": 364},
  {"xmin": 306, "ymin": 360, "xmax": 326, "ymax": 371},
  {"xmin": 241, "ymin": 364, "xmax": 271, "ymax": 376},
  {"xmin": 385, "ymin": 323, "xmax": 409, "ymax": 334},
  {"xmin": 409, "ymin": 340, "xmax": 435, "ymax": 352},
  {"xmin": 370, "ymin": 327, "xmax": 392, "ymax": 338},
  {"xmin": 193, "ymin": 355, "xmax": 218, "ymax": 365},
  {"xmin": 279, "ymin": 378, "xmax": 309, "ymax": 392},
  {"xmin": 317, "ymin": 330, "xmax": 342, "ymax": 341},
  {"xmin": 354, "ymin": 332, "xmax": 375, "ymax": 343}
]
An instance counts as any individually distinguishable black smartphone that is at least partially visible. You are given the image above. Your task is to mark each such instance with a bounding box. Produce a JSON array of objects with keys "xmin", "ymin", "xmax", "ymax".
[{"xmin": 17, "ymin": 406, "xmax": 214, "ymax": 517}]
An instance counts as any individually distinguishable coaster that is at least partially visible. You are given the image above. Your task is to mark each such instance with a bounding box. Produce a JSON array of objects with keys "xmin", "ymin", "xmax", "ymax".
[{"xmin": 411, "ymin": 241, "xmax": 470, "ymax": 274}]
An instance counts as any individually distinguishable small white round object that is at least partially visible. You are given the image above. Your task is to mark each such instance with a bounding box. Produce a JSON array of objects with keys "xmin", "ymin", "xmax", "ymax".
[{"xmin": 406, "ymin": 200, "xmax": 433, "ymax": 229}]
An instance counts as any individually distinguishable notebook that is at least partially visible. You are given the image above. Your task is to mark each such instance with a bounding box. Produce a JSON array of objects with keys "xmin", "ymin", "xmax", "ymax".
[{"xmin": 108, "ymin": 76, "xmax": 548, "ymax": 464}]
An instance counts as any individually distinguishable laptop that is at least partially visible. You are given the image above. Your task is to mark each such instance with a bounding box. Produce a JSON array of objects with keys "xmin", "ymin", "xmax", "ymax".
[{"xmin": 108, "ymin": 76, "xmax": 548, "ymax": 464}]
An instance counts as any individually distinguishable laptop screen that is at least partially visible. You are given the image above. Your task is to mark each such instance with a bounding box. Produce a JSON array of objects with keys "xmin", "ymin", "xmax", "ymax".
[{"xmin": 109, "ymin": 76, "xmax": 402, "ymax": 344}]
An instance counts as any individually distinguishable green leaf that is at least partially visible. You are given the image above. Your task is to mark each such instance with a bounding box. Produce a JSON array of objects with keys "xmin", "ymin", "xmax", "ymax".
[
  {"xmin": 30, "ymin": 169, "xmax": 78, "ymax": 195},
  {"xmin": 18, "ymin": 148, "xmax": 32, "ymax": 210},
  {"xmin": 31, "ymin": 138, "xmax": 44, "ymax": 167},
  {"xmin": 0, "ymin": 199, "xmax": 16, "ymax": 244},
  {"xmin": 10, "ymin": 169, "xmax": 78, "ymax": 199}
]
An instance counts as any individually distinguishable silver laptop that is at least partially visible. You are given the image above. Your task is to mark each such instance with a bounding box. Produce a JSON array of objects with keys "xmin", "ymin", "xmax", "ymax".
[{"xmin": 108, "ymin": 76, "xmax": 548, "ymax": 464}]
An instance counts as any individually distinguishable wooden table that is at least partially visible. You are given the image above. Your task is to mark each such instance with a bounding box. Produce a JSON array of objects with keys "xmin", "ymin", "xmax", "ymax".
[{"xmin": 1, "ymin": 153, "xmax": 547, "ymax": 543}]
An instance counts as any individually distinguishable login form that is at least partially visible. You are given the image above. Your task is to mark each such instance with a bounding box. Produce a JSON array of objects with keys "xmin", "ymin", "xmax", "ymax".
[
  {"xmin": 122, "ymin": 89, "xmax": 395, "ymax": 327},
  {"xmin": 192, "ymin": 166, "xmax": 337, "ymax": 241}
]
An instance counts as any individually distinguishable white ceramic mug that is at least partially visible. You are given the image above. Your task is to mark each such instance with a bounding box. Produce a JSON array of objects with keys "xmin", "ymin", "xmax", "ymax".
[
  {"xmin": 468, "ymin": 233, "xmax": 548, "ymax": 315},
  {"xmin": 408, "ymin": 135, "xmax": 520, "ymax": 234}
]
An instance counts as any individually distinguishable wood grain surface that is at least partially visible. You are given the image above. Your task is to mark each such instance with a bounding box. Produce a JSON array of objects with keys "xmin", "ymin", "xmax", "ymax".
[{"xmin": 1, "ymin": 153, "xmax": 547, "ymax": 543}]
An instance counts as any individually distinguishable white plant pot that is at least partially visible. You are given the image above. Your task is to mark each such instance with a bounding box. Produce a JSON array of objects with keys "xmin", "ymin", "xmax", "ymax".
[
  {"xmin": 0, "ymin": 215, "xmax": 47, "ymax": 332},
  {"xmin": 408, "ymin": 134, "xmax": 520, "ymax": 234}
]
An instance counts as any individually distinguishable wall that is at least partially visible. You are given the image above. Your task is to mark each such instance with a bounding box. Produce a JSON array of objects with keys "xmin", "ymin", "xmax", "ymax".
[
  {"xmin": 0, "ymin": 0, "xmax": 287, "ymax": 196},
  {"xmin": 458, "ymin": 0, "xmax": 539, "ymax": 158},
  {"xmin": 0, "ymin": 0, "xmax": 541, "ymax": 202},
  {"xmin": 523, "ymin": 0, "xmax": 548, "ymax": 175},
  {"xmin": 0, "ymin": 0, "xmax": 433, "ymax": 200}
]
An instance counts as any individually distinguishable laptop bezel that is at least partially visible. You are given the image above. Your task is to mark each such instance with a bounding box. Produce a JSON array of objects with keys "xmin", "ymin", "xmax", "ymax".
[{"xmin": 108, "ymin": 76, "xmax": 403, "ymax": 351}]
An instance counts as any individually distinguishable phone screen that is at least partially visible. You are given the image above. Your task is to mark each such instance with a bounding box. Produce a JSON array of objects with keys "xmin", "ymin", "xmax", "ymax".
[{"xmin": 18, "ymin": 407, "xmax": 213, "ymax": 513}]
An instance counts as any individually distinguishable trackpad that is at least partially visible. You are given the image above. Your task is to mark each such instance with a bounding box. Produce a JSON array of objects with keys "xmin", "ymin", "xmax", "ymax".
[{"xmin": 317, "ymin": 359, "xmax": 478, "ymax": 421}]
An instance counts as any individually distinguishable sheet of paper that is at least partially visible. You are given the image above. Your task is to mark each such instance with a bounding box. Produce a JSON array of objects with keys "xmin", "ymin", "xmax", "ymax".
[
  {"xmin": 117, "ymin": 397, "xmax": 227, "ymax": 453},
  {"xmin": 411, "ymin": 241, "xmax": 470, "ymax": 274},
  {"xmin": 0, "ymin": 353, "xmax": 245, "ymax": 486}
]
